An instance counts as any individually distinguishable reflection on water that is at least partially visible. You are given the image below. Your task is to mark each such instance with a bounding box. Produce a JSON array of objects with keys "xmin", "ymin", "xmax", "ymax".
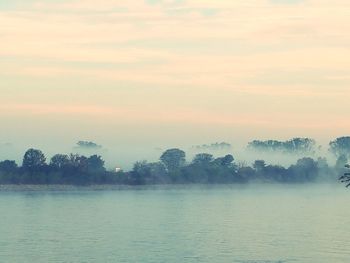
[
  {"xmin": 234, "ymin": 261, "xmax": 292, "ymax": 263},
  {"xmin": 0, "ymin": 184, "xmax": 349, "ymax": 263}
]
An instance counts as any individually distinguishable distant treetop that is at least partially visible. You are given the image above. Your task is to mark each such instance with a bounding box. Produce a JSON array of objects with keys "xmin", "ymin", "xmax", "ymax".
[
  {"xmin": 247, "ymin": 138, "xmax": 317, "ymax": 154},
  {"xmin": 192, "ymin": 142, "xmax": 232, "ymax": 151},
  {"xmin": 329, "ymin": 137, "xmax": 350, "ymax": 157},
  {"xmin": 75, "ymin": 141, "xmax": 102, "ymax": 149}
]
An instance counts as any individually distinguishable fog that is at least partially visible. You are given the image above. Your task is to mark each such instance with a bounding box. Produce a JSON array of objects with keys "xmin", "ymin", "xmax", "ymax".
[{"xmin": 0, "ymin": 137, "xmax": 342, "ymax": 171}]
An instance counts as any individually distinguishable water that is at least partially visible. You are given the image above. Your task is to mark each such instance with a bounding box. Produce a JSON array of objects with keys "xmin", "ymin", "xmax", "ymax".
[{"xmin": 0, "ymin": 184, "xmax": 350, "ymax": 263}]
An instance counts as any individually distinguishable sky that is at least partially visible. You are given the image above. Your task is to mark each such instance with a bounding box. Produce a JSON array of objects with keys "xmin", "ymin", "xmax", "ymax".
[{"xmin": 1, "ymin": 0, "xmax": 350, "ymax": 165}]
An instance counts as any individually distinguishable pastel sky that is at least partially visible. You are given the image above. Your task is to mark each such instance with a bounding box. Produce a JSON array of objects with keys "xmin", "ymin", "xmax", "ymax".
[{"xmin": 1, "ymin": 0, "xmax": 350, "ymax": 160}]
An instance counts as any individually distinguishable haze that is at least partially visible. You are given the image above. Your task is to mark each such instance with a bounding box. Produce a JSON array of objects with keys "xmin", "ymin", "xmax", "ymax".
[{"xmin": 1, "ymin": 0, "xmax": 350, "ymax": 168}]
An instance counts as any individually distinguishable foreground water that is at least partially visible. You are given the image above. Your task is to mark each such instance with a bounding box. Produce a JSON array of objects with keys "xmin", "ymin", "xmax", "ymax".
[{"xmin": 0, "ymin": 184, "xmax": 350, "ymax": 263}]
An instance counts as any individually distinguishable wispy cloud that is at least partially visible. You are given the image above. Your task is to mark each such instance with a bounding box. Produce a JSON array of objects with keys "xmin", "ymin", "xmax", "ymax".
[{"xmin": 1, "ymin": 0, "xmax": 350, "ymax": 136}]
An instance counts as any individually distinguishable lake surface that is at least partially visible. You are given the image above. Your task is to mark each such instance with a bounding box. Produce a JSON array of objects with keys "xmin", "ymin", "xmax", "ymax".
[{"xmin": 0, "ymin": 184, "xmax": 350, "ymax": 263}]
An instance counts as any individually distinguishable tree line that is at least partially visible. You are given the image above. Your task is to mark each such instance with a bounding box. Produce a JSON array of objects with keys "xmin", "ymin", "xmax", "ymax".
[
  {"xmin": 248, "ymin": 136, "xmax": 350, "ymax": 156},
  {"xmin": 0, "ymin": 147, "xmax": 348, "ymax": 185}
]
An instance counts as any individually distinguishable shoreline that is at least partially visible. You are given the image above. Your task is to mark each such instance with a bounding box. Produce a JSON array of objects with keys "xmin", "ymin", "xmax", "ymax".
[{"xmin": 0, "ymin": 182, "xmax": 342, "ymax": 192}]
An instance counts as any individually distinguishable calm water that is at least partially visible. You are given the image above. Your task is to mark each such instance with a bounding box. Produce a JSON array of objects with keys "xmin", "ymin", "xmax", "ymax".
[{"xmin": 0, "ymin": 184, "xmax": 350, "ymax": 263}]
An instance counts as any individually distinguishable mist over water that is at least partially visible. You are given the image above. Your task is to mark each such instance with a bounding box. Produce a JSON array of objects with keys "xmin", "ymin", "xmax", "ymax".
[
  {"xmin": 0, "ymin": 184, "xmax": 349, "ymax": 263},
  {"xmin": 0, "ymin": 138, "xmax": 338, "ymax": 170},
  {"xmin": 2, "ymin": 0, "xmax": 350, "ymax": 261}
]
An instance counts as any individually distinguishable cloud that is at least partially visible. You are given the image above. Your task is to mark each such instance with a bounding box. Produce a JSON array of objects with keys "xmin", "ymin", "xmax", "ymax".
[{"xmin": 1, "ymin": 0, "xmax": 350, "ymax": 138}]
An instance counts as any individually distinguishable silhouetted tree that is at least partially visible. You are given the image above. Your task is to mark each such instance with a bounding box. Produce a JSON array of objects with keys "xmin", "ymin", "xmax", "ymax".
[
  {"xmin": 214, "ymin": 154, "xmax": 234, "ymax": 166},
  {"xmin": 237, "ymin": 166, "xmax": 255, "ymax": 182},
  {"xmin": 160, "ymin": 148, "xmax": 186, "ymax": 171},
  {"xmin": 288, "ymin": 157, "xmax": 318, "ymax": 182},
  {"xmin": 22, "ymin": 149, "xmax": 46, "ymax": 170},
  {"xmin": 130, "ymin": 161, "xmax": 150, "ymax": 185},
  {"xmin": 0, "ymin": 145, "xmax": 348, "ymax": 185},
  {"xmin": 192, "ymin": 153, "xmax": 213, "ymax": 165},
  {"xmin": 329, "ymin": 137, "xmax": 350, "ymax": 157},
  {"xmin": 76, "ymin": 141, "xmax": 102, "ymax": 149},
  {"xmin": 253, "ymin": 160, "xmax": 266, "ymax": 172},
  {"xmin": 87, "ymin": 155, "xmax": 105, "ymax": 173},
  {"xmin": 0, "ymin": 160, "xmax": 19, "ymax": 184},
  {"xmin": 69, "ymin": 154, "xmax": 88, "ymax": 170},
  {"xmin": 0, "ymin": 160, "xmax": 18, "ymax": 173},
  {"xmin": 130, "ymin": 161, "xmax": 168, "ymax": 185},
  {"xmin": 264, "ymin": 164, "xmax": 286, "ymax": 182},
  {"xmin": 21, "ymin": 149, "xmax": 47, "ymax": 184},
  {"xmin": 50, "ymin": 154, "xmax": 70, "ymax": 169},
  {"xmin": 248, "ymin": 138, "xmax": 316, "ymax": 154}
]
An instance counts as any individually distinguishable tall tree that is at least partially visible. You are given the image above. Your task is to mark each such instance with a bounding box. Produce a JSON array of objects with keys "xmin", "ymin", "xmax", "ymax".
[
  {"xmin": 214, "ymin": 154, "xmax": 234, "ymax": 166},
  {"xmin": 22, "ymin": 149, "xmax": 46, "ymax": 170},
  {"xmin": 192, "ymin": 153, "xmax": 213, "ymax": 165},
  {"xmin": 0, "ymin": 160, "xmax": 18, "ymax": 173},
  {"xmin": 329, "ymin": 137, "xmax": 350, "ymax": 157},
  {"xmin": 50, "ymin": 154, "xmax": 70, "ymax": 169},
  {"xmin": 160, "ymin": 148, "xmax": 186, "ymax": 171},
  {"xmin": 253, "ymin": 160, "xmax": 266, "ymax": 172},
  {"xmin": 87, "ymin": 155, "xmax": 105, "ymax": 173}
]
